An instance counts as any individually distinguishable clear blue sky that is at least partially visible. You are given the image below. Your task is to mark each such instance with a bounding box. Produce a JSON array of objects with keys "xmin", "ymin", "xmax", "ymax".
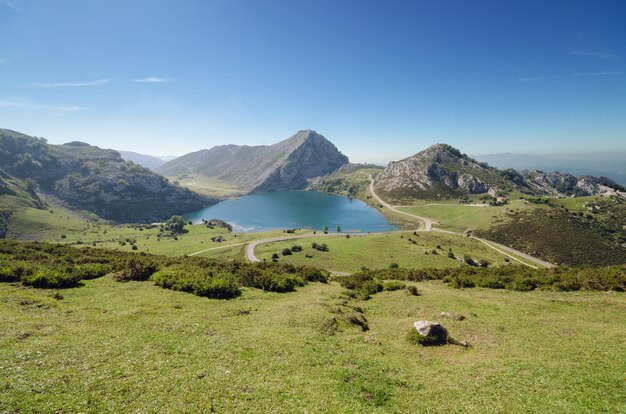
[{"xmin": 1, "ymin": 0, "xmax": 625, "ymax": 163}]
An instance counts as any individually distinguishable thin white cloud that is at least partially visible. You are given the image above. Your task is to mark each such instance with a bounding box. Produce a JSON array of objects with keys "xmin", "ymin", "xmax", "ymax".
[
  {"xmin": 23, "ymin": 79, "xmax": 110, "ymax": 88},
  {"xmin": 133, "ymin": 76, "xmax": 174, "ymax": 83},
  {"xmin": 519, "ymin": 71, "xmax": 621, "ymax": 81},
  {"xmin": 0, "ymin": 0, "xmax": 18, "ymax": 10},
  {"xmin": 0, "ymin": 101, "xmax": 91, "ymax": 111},
  {"xmin": 570, "ymin": 51, "xmax": 618, "ymax": 59}
]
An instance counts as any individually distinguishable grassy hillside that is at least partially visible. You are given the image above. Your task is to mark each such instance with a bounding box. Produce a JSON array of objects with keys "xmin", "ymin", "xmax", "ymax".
[
  {"xmin": 0, "ymin": 129, "xmax": 212, "ymax": 223},
  {"xmin": 476, "ymin": 205, "xmax": 626, "ymax": 266},
  {"xmin": 2, "ymin": 271, "xmax": 624, "ymax": 413},
  {"xmin": 0, "ymin": 169, "xmax": 44, "ymax": 238}
]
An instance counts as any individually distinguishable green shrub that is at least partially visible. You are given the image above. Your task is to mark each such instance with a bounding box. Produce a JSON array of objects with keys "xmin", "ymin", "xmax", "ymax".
[
  {"xmin": 152, "ymin": 267, "xmax": 240, "ymax": 299},
  {"xmin": 383, "ymin": 281, "xmax": 406, "ymax": 291},
  {"xmin": 406, "ymin": 285, "xmax": 420, "ymax": 296},
  {"xmin": 449, "ymin": 276, "xmax": 475, "ymax": 289},
  {"xmin": 299, "ymin": 266, "xmax": 329, "ymax": 283},
  {"xmin": 281, "ymin": 248, "xmax": 292, "ymax": 256},
  {"xmin": 0, "ymin": 262, "xmax": 32, "ymax": 282},
  {"xmin": 71, "ymin": 263, "xmax": 109, "ymax": 280},
  {"xmin": 115, "ymin": 258, "xmax": 158, "ymax": 282},
  {"xmin": 22, "ymin": 268, "xmax": 82, "ymax": 289}
]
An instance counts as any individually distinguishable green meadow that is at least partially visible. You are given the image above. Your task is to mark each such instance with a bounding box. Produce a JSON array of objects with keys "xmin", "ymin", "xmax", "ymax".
[
  {"xmin": 1, "ymin": 275, "xmax": 624, "ymax": 413},
  {"xmin": 255, "ymin": 232, "xmax": 536, "ymax": 273}
]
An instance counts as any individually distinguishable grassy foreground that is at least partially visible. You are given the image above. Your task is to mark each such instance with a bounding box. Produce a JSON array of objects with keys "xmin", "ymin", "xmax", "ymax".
[{"xmin": 1, "ymin": 276, "xmax": 624, "ymax": 413}]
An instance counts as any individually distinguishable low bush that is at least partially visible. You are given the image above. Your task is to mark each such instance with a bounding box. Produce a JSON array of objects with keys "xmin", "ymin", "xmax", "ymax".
[
  {"xmin": 406, "ymin": 285, "xmax": 420, "ymax": 296},
  {"xmin": 383, "ymin": 281, "xmax": 406, "ymax": 291},
  {"xmin": 115, "ymin": 258, "xmax": 158, "ymax": 282},
  {"xmin": 21, "ymin": 268, "xmax": 82, "ymax": 289},
  {"xmin": 151, "ymin": 266, "xmax": 240, "ymax": 299}
]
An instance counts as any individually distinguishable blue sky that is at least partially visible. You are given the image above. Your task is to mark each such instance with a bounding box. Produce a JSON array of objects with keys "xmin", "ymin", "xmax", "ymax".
[{"xmin": 1, "ymin": 0, "xmax": 625, "ymax": 163}]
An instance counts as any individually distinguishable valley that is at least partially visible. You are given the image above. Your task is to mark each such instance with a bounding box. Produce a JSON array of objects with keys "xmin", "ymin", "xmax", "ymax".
[{"xmin": 1, "ymin": 128, "xmax": 624, "ymax": 414}]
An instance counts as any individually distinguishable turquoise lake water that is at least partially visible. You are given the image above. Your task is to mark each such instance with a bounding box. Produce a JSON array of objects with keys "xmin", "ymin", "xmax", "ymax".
[{"xmin": 183, "ymin": 191, "xmax": 395, "ymax": 233}]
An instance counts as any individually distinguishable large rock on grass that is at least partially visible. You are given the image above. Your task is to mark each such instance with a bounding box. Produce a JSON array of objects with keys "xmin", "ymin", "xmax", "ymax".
[{"xmin": 413, "ymin": 321, "xmax": 449, "ymax": 345}]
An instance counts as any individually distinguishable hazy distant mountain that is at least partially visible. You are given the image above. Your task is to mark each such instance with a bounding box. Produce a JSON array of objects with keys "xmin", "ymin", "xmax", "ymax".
[
  {"xmin": 474, "ymin": 153, "xmax": 626, "ymax": 185},
  {"xmin": 0, "ymin": 129, "xmax": 212, "ymax": 223},
  {"xmin": 157, "ymin": 130, "xmax": 349, "ymax": 192},
  {"xmin": 374, "ymin": 144, "xmax": 624, "ymax": 199},
  {"xmin": 159, "ymin": 155, "xmax": 178, "ymax": 162},
  {"xmin": 117, "ymin": 151, "xmax": 167, "ymax": 170}
]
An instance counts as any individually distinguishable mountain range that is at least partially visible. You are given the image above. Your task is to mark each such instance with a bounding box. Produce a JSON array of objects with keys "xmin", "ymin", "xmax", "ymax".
[
  {"xmin": 156, "ymin": 130, "xmax": 349, "ymax": 192},
  {"xmin": 473, "ymin": 153, "xmax": 626, "ymax": 186},
  {"xmin": 1, "ymin": 127, "xmax": 624, "ymax": 228}
]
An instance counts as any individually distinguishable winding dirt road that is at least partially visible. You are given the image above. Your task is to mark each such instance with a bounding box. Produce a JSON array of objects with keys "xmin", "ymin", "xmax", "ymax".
[{"xmin": 363, "ymin": 173, "xmax": 553, "ymax": 268}]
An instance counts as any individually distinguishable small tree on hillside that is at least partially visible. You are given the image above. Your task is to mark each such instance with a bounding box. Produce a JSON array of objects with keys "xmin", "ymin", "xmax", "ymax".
[{"xmin": 166, "ymin": 215, "xmax": 186, "ymax": 234}]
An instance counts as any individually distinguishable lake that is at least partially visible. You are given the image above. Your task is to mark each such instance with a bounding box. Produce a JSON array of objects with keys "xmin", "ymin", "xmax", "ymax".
[{"xmin": 183, "ymin": 191, "xmax": 396, "ymax": 233}]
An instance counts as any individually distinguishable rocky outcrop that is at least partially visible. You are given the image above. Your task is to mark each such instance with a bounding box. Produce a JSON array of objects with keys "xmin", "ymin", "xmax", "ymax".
[
  {"xmin": 374, "ymin": 143, "xmax": 625, "ymax": 199},
  {"xmin": 157, "ymin": 130, "xmax": 349, "ymax": 192},
  {"xmin": 522, "ymin": 171, "xmax": 625, "ymax": 197},
  {"xmin": 374, "ymin": 144, "xmax": 505, "ymax": 198}
]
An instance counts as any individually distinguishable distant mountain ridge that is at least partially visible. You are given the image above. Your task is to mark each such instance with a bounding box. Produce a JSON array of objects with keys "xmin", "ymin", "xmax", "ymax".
[
  {"xmin": 0, "ymin": 129, "xmax": 212, "ymax": 223},
  {"xmin": 374, "ymin": 144, "xmax": 625, "ymax": 199},
  {"xmin": 117, "ymin": 151, "xmax": 168, "ymax": 170},
  {"xmin": 156, "ymin": 130, "xmax": 349, "ymax": 192},
  {"xmin": 473, "ymin": 153, "xmax": 626, "ymax": 186}
]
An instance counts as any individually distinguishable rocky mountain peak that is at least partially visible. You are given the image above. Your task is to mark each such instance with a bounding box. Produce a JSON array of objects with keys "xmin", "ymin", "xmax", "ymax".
[{"xmin": 157, "ymin": 130, "xmax": 349, "ymax": 192}]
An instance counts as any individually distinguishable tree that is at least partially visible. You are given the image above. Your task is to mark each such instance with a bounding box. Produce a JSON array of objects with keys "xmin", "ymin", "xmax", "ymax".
[
  {"xmin": 166, "ymin": 215, "xmax": 186, "ymax": 234},
  {"xmin": 336, "ymin": 225, "xmax": 341, "ymax": 233},
  {"xmin": 272, "ymin": 253, "xmax": 279, "ymax": 260},
  {"xmin": 281, "ymin": 248, "xmax": 292, "ymax": 256},
  {"xmin": 323, "ymin": 225, "xmax": 329, "ymax": 234}
]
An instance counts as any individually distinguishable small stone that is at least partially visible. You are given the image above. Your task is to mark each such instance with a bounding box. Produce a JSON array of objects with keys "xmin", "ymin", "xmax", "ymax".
[{"xmin": 440, "ymin": 311, "xmax": 465, "ymax": 321}]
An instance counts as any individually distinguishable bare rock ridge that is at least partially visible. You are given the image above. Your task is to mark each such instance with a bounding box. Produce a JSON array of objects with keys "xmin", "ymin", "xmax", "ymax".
[
  {"xmin": 156, "ymin": 130, "xmax": 349, "ymax": 192},
  {"xmin": 374, "ymin": 143, "xmax": 625, "ymax": 199}
]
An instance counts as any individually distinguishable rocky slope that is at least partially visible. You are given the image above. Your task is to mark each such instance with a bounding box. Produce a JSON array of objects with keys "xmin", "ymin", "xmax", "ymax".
[
  {"xmin": 0, "ymin": 129, "xmax": 212, "ymax": 223},
  {"xmin": 374, "ymin": 144, "xmax": 625, "ymax": 199},
  {"xmin": 156, "ymin": 130, "xmax": 349, "ymax": 192}
]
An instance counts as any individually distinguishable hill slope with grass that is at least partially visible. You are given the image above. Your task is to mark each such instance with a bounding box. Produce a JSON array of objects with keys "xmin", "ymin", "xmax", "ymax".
[
  {"xmin": 156, "ymin": 130, "xmax": 349, "ymax": 192},
  {"xmin": 0, "ymin": 169, "xmax": 44, "ymax": 238},
  {"xmin": 475, "ymin": 201, "xmax": 626, "ymax": 266},
  {"xmin": 0, "ymin": 129, "xmax": 212, "ymax": 223},
  {"xmin": 0, "ymin": 240, "xmax": 624, "ymax": 413}
]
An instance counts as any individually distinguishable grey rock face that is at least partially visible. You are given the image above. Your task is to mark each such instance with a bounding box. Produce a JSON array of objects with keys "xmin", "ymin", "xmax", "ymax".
[{"xmin": 413, "ymin": 320, "xmax": 449, "ymax": 344}]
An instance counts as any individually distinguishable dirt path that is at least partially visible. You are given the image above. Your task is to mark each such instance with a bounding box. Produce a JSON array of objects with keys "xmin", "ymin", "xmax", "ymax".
[{"xmin": 188, "ymin": 242, "xmax": 248, "ymax": 256}]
